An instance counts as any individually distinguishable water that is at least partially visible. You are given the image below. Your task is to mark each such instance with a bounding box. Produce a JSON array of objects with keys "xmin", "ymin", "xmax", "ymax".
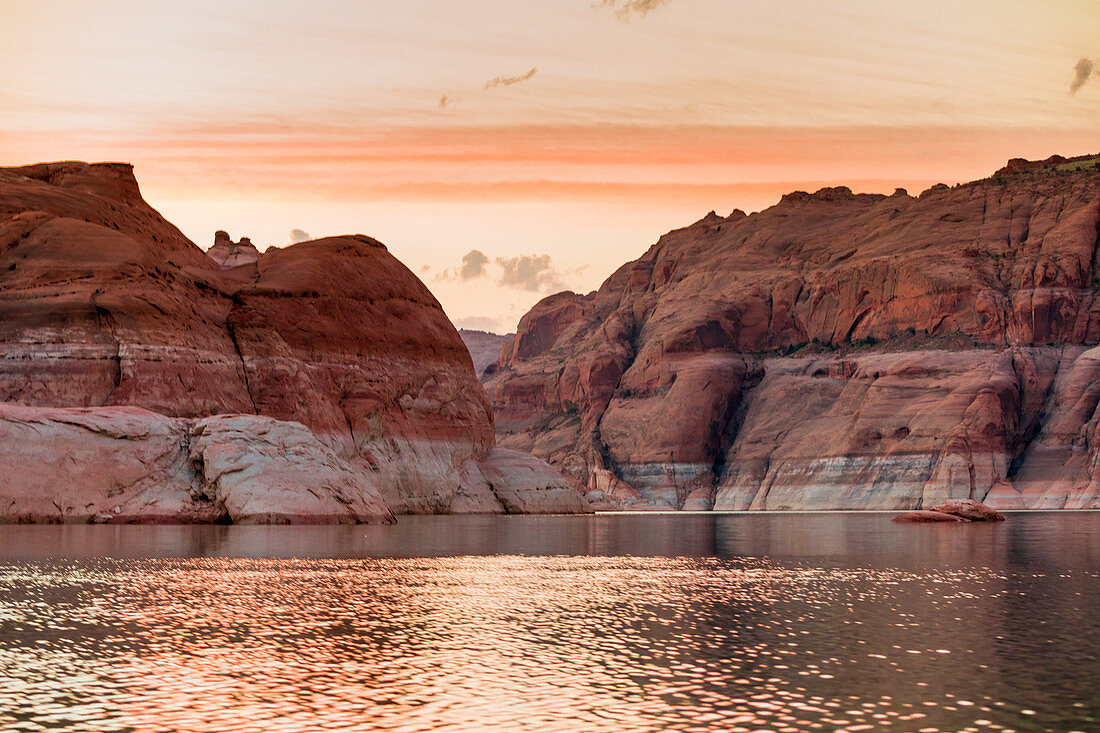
[{"xmin": 1, "ymin": 513, "xmax": 1099, "ymax": 733}]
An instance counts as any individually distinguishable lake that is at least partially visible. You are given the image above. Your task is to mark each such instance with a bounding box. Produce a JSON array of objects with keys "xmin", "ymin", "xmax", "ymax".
[{"xmin": 1, "ymin": 512, "xmax": 1098, "ymax": 732}]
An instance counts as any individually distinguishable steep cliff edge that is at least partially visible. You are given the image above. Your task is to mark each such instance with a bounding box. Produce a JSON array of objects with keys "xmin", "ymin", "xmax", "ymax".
[
  {"xmin": 485, "ymin": 154, "xmax": 1100, "ymax": 509},
  {"xmin": 0, "ymin": 161, "xmax": 586, "ymax": 521}
]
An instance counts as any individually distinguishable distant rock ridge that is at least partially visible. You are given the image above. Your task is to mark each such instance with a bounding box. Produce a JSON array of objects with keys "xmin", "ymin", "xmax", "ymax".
[
  {"xmin": 485, "ymin": 154, "xmax": 1100, "ymax": 511},
  {"xmin": 0, "ymin": 161, "xmax": 588, "ymax": 522},
  {"xmin": 459, "ymin": 329, "xmax": 514, "ymax": 378}
]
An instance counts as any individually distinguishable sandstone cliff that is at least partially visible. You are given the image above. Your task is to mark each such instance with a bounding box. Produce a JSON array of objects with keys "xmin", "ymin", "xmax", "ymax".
[
  {"xmin": 485, "ymin": 154, "xmax": 1100, "ymax": 510},
  {"xmin": 0, "ymin": 161, "xmax": 587, "ymax": 521}
]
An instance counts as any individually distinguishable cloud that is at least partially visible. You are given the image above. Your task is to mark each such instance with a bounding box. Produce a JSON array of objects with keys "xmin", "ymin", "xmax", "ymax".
[
  {"xmin": 495, "ymin": 253, "xmax": 567, "ymax": 292},
  {"xmin": 438, "ymin": 93, "xmax": 458, "ymax": 109},
  {"xmin": 1071, "ymin": 57, "xmax": 1094, "ymax": 94},
  {"xmin": 596, "ymin": 0, "xmax": 671, "ymax": 20},
  {"xmin": 460, "ymin": 249, "xmax": 490, "ymax": 279},
  {"xmin": 432, "ymin": 249, "xmax": 490, "ymax": 283},
  {"xmin": 484, "ymin": 67, "xmax": 538, "ymax": 90},
  {"xmin": 289, "ymin": 228, "xmax": 311, "ymax": 243},
  {"xmin": 430, "ymin": 250, "xmax": 583, "ymax": 293}
]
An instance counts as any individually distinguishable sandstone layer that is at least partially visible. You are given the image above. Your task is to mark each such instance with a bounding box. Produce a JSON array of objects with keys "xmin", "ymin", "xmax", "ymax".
[
  {"xmin": 486, "ymin": 155, "xmax": 1100, "ymax": 510},
  {"xmin": 0, "ymin": 161, "xmax": 587, "ymax": 521}
]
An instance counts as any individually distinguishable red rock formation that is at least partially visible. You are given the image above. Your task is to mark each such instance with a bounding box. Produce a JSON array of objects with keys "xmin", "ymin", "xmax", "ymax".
[
  {"xmin": 486, "ymin": 155, "xmax": 1100, "ymax": 510},
  {"xmin": 0, "ymin": 161, "xmax": 587, "ymax": 520},
  {"xmin": 206, "ymin": 231, "xmax": 261, "ymax": 269}
]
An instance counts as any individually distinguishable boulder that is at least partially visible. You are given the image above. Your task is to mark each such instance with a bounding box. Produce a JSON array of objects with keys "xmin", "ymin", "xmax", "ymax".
[
  {"xmin": 930, "ymin": 498, "xmax": 1006, "ymax": 521},
  {"xmin": 892, "ymin": 510, "xmax": 970, "ymax": 523}
]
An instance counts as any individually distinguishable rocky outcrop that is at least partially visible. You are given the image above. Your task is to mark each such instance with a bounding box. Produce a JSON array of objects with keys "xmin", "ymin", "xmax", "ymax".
[
  {"xmin": 459, "ymin": 329, "xmax": 513, "ymax": 377},
  {"xmin": 486, "ymin": 155, "xmax": 1100, "ymax": 510},
  {"xmin": 205, "ymin": 231, "xmax": 260, "ymax": 269},
  {"xmin": 0, "ymin": 403, "xmax": 393, "ymax": 523},
  {"xmin": 473, "ymin": 448, "xmax": 590, "ymax": 514},
  {"xmin": 892, "ymin": 510, "xmax": 969, "ymax": 523},
  {"xmin": 0, "ymin": 161, "xmax": 587, "ymax": 521},
  {"xmin": 189, "ymin": 415, "xmax": 393, "ymax": 524},
  {"xmin": 893, "ymin": 499, "xmax": 1005, "ymax": 523},
  {"xmin": 930, "ymin": 498, "xmax": 1005, "ymax": 521}
]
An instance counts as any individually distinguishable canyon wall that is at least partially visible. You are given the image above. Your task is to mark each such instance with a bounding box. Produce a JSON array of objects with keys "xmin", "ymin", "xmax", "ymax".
[
  {"xmin": 0, "ymin": 161, "xmax": 586, "ymax": 521},
  {"xmin": 485, "ymin": 155, "xmax": 1100, "ymax": 510}
]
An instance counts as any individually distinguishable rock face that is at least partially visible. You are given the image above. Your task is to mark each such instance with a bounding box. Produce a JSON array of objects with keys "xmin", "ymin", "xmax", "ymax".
[
  {"xmin": 486, "ymin": 154, "xmax": 1100, "ymax": 510},
  {"xmin": 189, "ymin": 415, "xmax": 394, "ymax": 524},
  {"xmin": 0, "ymin": 161, "xmax": 587, "ymax": 521},
  {"xmin": 459, "ymin": 329, "xmax": 513, "ymax": 377},
  {"xmin": 205, "ymin": 230, "xmax": 260, "ymax": 269},
  {"xmin": 0, "ymin": 403, "xmax": 393, "ymax": 524}
]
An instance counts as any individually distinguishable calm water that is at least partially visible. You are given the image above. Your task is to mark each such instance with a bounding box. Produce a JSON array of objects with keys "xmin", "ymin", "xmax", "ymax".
[{"xmin": 1, "ymin": 513, "xmax": 1099, "ymax": 733}]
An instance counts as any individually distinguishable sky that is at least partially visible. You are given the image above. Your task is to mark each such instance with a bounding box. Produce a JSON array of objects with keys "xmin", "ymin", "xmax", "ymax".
[{"xmin": 2, "ymin": 0, "xmax": 1098, "ymax": 333}]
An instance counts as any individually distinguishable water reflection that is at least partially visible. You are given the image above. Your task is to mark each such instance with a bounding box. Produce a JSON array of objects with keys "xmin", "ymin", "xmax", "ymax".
[{"xmin": 0, "ymin": 514, "xmax": 1098, "ymax": 732}]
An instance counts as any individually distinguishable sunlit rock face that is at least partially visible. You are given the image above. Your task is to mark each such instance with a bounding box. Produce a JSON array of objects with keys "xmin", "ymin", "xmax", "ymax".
[
  {"xmin": 486, "ymin": 155, "xmax": 1100, "ymax": 510},
  {"xmin": 0, "ymin": 161, "xmax": 586, "ymax": 520}
]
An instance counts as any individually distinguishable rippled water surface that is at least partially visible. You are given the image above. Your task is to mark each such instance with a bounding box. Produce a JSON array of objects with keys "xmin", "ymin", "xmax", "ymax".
[{"xmin": 2, "ymin": 513, "xmax": 1099, "ymax": 732}]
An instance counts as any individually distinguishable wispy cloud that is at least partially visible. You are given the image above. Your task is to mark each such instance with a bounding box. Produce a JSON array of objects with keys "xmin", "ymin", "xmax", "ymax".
[
  {"xmin": 438, "ymin": 93, "xmax": 459, "ymax": 109},
  {"xmin": 596, "ymin": 0, "xmax": 672, "ymax": 20},
  {"xmin": 484, "ymin": 67, "xmax": 537, "ymax": 90},
  {"xmin": 1071, "ymin": 57, "xmax": 1094, "ymax": 94}
]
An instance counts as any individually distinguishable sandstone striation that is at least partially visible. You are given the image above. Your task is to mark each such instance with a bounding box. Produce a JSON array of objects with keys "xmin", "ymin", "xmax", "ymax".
[
  {"xmin": 0, "ymin": 161, "xmax": 587, "ymax": 521},
  {"xmin": 486, "ymin": 155, "xmax": 1100, "ymax": 510}
]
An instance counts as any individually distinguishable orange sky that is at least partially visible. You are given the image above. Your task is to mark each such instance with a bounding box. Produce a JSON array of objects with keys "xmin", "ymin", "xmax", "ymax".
[{"xmin": 2, "ymin": 0, "xmax": 1098, "ymax": 331}]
